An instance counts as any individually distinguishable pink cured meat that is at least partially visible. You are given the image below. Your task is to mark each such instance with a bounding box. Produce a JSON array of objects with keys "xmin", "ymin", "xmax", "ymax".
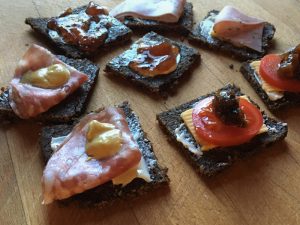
[
  {"xmin": 213, "ymin": 6, "xmax": 265, "ymax": 52},
  {"xmin": 110, "ymin": 0, "xmax": 186, "ymax": 23},
  {"xmin": 9, "ymin": 44, "xmax": 88, "ymax": 119},
  {"xmin": 42, "ymin": 107, "xmax": 142, "ymax": 204}
]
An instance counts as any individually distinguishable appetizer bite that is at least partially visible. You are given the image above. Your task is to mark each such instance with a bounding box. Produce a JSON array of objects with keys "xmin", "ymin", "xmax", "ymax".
[
  {"xmin": 110, "ymin": 0, "xmax": 193, "ymax": 35},
  {"xmin": 189, "ymin": 6, "xmax": 275, "ymax": 61},
  {"xmin": 40, "ymin": 102, "xmax": 169, "ymax": 206},
  {"xmin": 25, "ymin": 1, "xmax": 132, "ymax": 58},
  {"xmin": 241, "ymin": 44, "xmax": 300, "ymax": 111},
  {"xmin": 105, "ymin": 32, "xmax": 200, "ymax": 97},
  {"xmin": 157, "ymin": 84, "xmax": 287, "ymax": 176},
  {"xmin": 0, "ymin": 44, "xmax": 99, "ymax": 123}
]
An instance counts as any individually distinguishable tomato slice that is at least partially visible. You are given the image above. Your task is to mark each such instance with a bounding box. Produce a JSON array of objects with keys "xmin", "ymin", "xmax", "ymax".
[
  {"xmin": 192, "ymin": 97, "xmax": 263, "ymax": 147},
  {"xmin": 259, "ymin": 54, "xmax": 300, "ymax": 92}
]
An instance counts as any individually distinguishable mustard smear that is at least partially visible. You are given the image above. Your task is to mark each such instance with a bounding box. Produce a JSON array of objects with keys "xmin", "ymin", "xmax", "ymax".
[
  {"xmin": 21, "ymin": 64, "xmax": 70, "ymax": 89},
  {"xmin": 86, "ymin": 120, "xmax": 122, "ymax": 159}
]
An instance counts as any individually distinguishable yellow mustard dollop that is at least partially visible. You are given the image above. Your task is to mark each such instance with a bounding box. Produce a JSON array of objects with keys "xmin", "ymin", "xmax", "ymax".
[
  {"xmin": 21, "ymin": 64, "xmax": 70, "ymax": 88},
  {"xmin": 85, "ymin": 120, "xmax": 122, "ymax": 159}
]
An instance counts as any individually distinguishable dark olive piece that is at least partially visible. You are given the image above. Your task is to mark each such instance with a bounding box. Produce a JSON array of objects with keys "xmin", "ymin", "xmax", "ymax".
[
  {"xmin": 213, "ymin": 89, "xmax": 246, "ymax": 127},
  {"xmin": 278, "ymin": 44, "xmax": 300, "ymax": 79}
]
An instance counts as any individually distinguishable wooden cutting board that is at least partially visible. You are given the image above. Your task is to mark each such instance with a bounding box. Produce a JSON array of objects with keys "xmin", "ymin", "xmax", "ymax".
[{"xmin": 1, "ymin": 0, "xmax": 299, "ymax": 225}]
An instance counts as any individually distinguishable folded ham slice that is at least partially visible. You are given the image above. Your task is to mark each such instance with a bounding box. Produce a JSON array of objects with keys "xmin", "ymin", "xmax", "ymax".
[
  {"xmin": 212, "ymin": 6, "xmax": 265, "ymax": 52},
  {"xmin": 42, "ymin": 107, "xmax": 142, "ymax": 204},
  {"xmin": 110, "ymin": 0, "xmax": 186, "ymax": 23},
  {"xmin": 9, "ymin": 44, "xmax": 88, "ymax": 119}
]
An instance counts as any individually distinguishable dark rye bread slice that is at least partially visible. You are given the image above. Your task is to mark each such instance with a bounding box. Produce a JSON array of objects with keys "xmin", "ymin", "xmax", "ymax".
[
  {"xmin": 122, "ymin": 2, "xmax": 193, "ymax": 36},
  {"xmin": 188, "ymin": 10, "xmax": 276, "ymax": 61},
  {"xmin": 105, "ymin": 32, "xmax": 200, "ymax": 97},
  {"xmin": 240, "ymin": 60, "xmax": 300, "ymax": 111},
  {"xmin": 25, "ymin": 5, "xmax": 132, "ymax": 59},
  {"xmin": 0, "ymin": 55, "xmax": 99, "ymax": 124},
  {"xmin": 39, "ymin": 101, "xmax": 169, "ymax": 207},
  {"xmin": 157, "ymin": 84, "xmax": 288, "ymax": 176}
]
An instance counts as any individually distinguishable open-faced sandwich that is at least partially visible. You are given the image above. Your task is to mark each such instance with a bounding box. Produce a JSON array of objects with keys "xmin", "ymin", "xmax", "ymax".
[
  {"xmin": 189, "ymin": 6, "xmax": 276, "ymax": 61},
  {"xmin": 25, "ymin": 1, "xmax": 132, "ymax": 58},
  {"xmin": 157, "ymin": 84, "xmax": 287, "ymax": 176},
  {"xmin": 110, "ymin": 0, "xmax": 193, "ymax": 35},
  {"xmin": 0, "ymin": 44, "xmax": 99, "ymax": 123},
  {"xmin": 105, "ymin": 31, "xmax": 200, "ymax": 97},
  {"xmin": 40, "ymin": 102, "xmax": 169, "ymax": 206},
  {"xmin": 241, "ymin": 44, "xmax": 300, "ymax": 111}
]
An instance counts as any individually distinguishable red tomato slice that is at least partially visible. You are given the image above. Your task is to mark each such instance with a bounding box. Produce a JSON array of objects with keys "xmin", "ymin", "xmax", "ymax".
[
  {"xmin": 192, "ymin": 97, "xmax": 263, "ymax": 147},
  {"xmin": 259, "ymin": 54, "xmax": 300, "ymax": 92}
]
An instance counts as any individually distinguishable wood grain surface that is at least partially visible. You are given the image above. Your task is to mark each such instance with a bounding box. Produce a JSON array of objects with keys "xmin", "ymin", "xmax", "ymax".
[{"xmin": 1, "ymin": 0, "xmax": 300, "ymax": 225}]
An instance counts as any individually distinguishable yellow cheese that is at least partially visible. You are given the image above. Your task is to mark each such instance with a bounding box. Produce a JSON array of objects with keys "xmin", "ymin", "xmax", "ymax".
[
  {"xmin": 181, "ymin": 109, "xmax": 217, "ymax": 151},
  {"xmin": 210, "ymin": 29, "xmax": 217, "ymax": 38},
  {"xmin": 85, "ymin": 120, "xmax": 122, "ymax": 159},
  {"xmin": 112, "ymin": 164, "xmax": 138, "ymax": 186},
  {"xmin": 112, "ymin": 155, "xmax": 152, "ymax": 186},
  {"xmin": 250, "ymin": 61, "xmax": 284, "ymax": 101},
  {"xmin": 180, "ymin": 96, "xmax": 268, "ymax": 151}
]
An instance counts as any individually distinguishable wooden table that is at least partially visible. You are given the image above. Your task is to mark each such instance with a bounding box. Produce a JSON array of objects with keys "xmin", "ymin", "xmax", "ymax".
[{"xmin": 1, "ymin": 0, "xmax": 300, "ymax": 224}]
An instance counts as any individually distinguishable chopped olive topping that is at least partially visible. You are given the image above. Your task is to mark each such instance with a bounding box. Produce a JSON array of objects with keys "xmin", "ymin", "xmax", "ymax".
[
  {"xmin": 85, "ymin": 1, "xmax": 108, "ymax": 16},
  {"xmin": 213, "ymin": 89, "xmax": 246, "ymax": 127},
  {"xmin": 278, "ymin": 44, "xmax": 300, "ymax": 79}
]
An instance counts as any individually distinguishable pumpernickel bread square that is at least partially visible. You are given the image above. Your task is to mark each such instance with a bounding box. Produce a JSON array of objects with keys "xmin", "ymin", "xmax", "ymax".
[
  {"xmin": 188, "ymin": 10, "xmax": 275, "ymax": 61},
  {"xmin": 105, "ymin": 31, "xmax": 200, "ymax": 97},
  {"xmin": 157, "ymin": 84, "xmax": 287, "ymax": 176},
  {"xmin": 121, "ymin": 2, "xmax": 193, "ymax": 36},
  {"xmin": 240, "ymin": 61, "xmax": 300, "ymax": 111},
  {"xmin": 40, "ymin": 101, "xmax": 169, "ymax": 206},
  {"xmin": 25, "ymin": 5, "xmax": 132, "ymax": 59}
]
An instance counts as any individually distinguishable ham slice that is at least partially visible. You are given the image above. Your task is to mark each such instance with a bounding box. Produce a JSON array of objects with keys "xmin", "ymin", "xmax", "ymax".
[
  {"xmin": 42, "ymin": 107, "xmax": 142, "ymax": 204},
  {"xmin": 212, "ymin": 6, "xmax": 265, "ymax": 52},
  {"xmin": 9, "ymin": 44, "xmax": 88, "ymax": 119},
  {"xmin": 110, "ymin": 0, "xmax": 186, "ymax": 23}
]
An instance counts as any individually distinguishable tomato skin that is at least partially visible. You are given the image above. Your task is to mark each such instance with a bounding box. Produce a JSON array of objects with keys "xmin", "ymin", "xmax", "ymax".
[
  {"xmin": 259, "ymin": 54, "xmax": 300, "ymax": 92},
  {"xmin": 192, "ymin": 97, "xmax": 263, "ymax": 147}
]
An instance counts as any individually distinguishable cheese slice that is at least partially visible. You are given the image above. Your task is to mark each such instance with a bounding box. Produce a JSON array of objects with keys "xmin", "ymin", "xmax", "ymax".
[
  {"xmin": 250, "ymin": 60, "xmax": 284, "ymax": 101},
  {"xmin": 174, "ymin": 123, "xmax": 202, "ymax": 155},
  {"xmin": 179, "ymin": 96, "xmax": 268, "ymax": 152},
  {"xmin": 112, "ymin": 156, "xmax": 151, "ymax": 186},
  {"xmin": 50, "ymin": 135, "xmax": 152, "ymax": 186}
]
